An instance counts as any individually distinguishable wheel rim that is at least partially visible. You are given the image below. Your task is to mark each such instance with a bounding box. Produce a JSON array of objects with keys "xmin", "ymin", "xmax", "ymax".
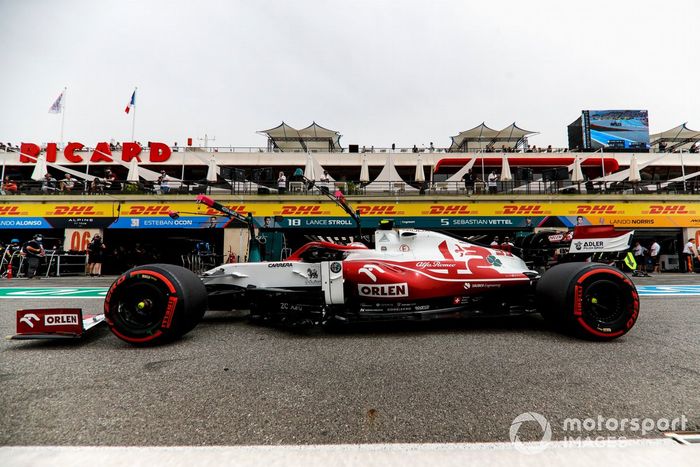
[
  {"xmin": 581, "ymin": 279, "xmax": 627, "ymax": 328},
  {"xmin": 110, "ymin": 281, "xmax": 170, "ymax": 335}
]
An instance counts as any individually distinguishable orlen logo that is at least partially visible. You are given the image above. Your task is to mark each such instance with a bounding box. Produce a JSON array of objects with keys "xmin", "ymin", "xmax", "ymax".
[
  {"xmin": 576, "ymin": 205, "xmax": 620, "ymax": 215},
  {"xmin": 280, "ymin": 205, "xmax": 327, "ymax": 215},
  {"xmin": 45, "ymin": 314, "xmax": 79, "ymax": 326},
  {"xmin": 49, "ymin": 205, "xmax": 99, "ymax": 216},
  {"xmin": 358, "ymin": 282, "xmax": 409, "ymax": 297},
  {"xmin": 0, "ymin": 206, "xmax": 25, "ymax": 216},
  {"xmin": 356, "ymin": 205, "xmax": 401, "ymax": 215},
  {"xmin": 425, "ymin": 205, "xmax": 473, "ymax": 215},
  {"xmin": 127, "ymin": 205, "xmax": 172, "ymax": 215},
  {"xmin": 643, "ymin": 205, "xmax": 692, "ymax": 215},
  {"xmin": 498, "ymin": 205, "xmax": 546, "ymax": 215}
]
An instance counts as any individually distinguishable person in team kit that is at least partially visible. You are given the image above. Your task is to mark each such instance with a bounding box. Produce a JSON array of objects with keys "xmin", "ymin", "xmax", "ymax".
[
  {"xmin": 682, "ymin": 238, "xmax": 700, "ymax": 273},
  {"xmin": 649, "ymin": 239, "xmax": 661, "ymax": 273}
]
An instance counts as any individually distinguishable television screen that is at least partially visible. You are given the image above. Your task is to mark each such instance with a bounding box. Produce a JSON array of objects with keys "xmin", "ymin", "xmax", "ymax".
[{"xmin": 583, "ymin": 110, "xmax": 650, "ymax": 150}]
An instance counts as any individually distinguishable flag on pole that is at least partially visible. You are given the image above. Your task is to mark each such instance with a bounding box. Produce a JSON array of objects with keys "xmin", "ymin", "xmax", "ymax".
[
  {"xmin": 125, "ymin": 89, "xmax": 136, "ymax": 114},
  {"xmin": 48, "ymin": 90, "xmax": 65, "ymax": 114}
]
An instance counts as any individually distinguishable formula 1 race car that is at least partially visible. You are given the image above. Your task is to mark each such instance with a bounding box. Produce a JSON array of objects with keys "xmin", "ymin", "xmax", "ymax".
[{"xmin": 13, "ymin": 196, "xmax": 640, "ymax": 345}]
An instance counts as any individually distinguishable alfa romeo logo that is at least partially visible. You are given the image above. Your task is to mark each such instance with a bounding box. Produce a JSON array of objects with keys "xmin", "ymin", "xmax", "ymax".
[{"xmin": 330, "ymin": 262, "xmax": 342, "ymax": 273}]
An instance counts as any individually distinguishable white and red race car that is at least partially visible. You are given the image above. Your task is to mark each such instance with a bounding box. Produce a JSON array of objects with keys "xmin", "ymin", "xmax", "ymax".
[{"xmin": 14, "ymin": 217, "xmax": 640, "ymax": 345}]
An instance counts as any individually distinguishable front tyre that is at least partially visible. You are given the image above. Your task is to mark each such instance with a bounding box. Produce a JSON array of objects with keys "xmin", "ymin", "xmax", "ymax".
[
  {"xmin": 537, "ymin": 263, "xmax": 639, "ymax": 340},
  {"xmin": 104, "ymin": 264, "xmax": 207, "ymax": 345}
]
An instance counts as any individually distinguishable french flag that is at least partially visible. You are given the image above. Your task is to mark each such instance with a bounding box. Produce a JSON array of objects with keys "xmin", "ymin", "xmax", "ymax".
[{"xmin": 125, "ymin": 89, "xmax": 136, "ymax": 114}]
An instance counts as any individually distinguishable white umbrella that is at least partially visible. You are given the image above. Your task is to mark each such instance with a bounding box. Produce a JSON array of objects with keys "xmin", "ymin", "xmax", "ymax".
[
  {"xmin": 31, "ymin": 155, "xmax": 48, "ymax": 181},
  {"xmin": 303, "ymin": 153, "xmax": 316, "ymax": 181},
  {"xmin": 414, "ymin": 155, "xmax": 425, "ymax": 182},
  {"xmin": 206, "ymin": 157, "xmax": 218, "ymax": 183},
  {"xmin": 500, "ymin": 155, "xmax": 513, "ymax": 181},
  {"xmin": 571, "ymin": 156, "xmax": 585, "ymax": 183},
  {"xmin": 628, "ymin": 154, "xmax": 641, "ymax": 182},
  {"xmin": 126, "ymin": 158, "xmax": 140, "ymax": 182},
  {"xmin": 359, "ymin": 154, "xmax": 370, "ymax": 183}
]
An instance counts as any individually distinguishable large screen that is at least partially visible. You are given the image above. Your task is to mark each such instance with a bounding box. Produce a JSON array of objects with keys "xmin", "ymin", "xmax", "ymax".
[{"xmin": 583, "ymin": 110, "xmax": 650, "ymax": 150}]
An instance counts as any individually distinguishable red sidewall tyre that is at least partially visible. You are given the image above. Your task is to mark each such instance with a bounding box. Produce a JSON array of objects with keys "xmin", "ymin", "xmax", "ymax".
[
  {"xmin": 537, "ymin": 263, "xmax": 639, "ymax": 340},
  {"xmin": 104, "ymin": 264, "xmax": 207, "ymax": 345}
]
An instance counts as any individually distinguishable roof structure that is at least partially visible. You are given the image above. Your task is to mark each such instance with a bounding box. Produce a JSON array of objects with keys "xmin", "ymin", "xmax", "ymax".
[
  {"xmin": 449, "ymin": 122, "xmax": 537, "ymax": 152},
  {"xmin": 650, "ymin": 123, "xmax": 700, "ymax": 152},
  {"xmin": 448, "ymin": 123, "xmax": 499, "ymax": 152},
  {"xmin": 259, "ymin": 122, "xmax": 342, "ymax": 152}
]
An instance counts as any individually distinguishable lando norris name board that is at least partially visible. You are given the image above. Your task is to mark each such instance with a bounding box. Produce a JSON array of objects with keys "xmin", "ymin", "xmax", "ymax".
[{"xmin": 1, "ymin": 201, "xmax": 699, "ymax": 229}]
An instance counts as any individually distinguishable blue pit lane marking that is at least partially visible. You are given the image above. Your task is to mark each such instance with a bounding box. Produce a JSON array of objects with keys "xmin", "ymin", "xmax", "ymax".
[
  {"xmin": 0, "ymin": 287, "xmax": 108, "ymax": 298},
  {"xmin": 636, "ymin": 285, "xmax": 700, "ymax": 296}
]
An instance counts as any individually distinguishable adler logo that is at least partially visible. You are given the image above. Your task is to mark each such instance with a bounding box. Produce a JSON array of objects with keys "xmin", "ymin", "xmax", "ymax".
[
  {"xmin": 358, "ymin": 283, "xmax": 408, "ymax": 297},
  {"xmin": 45, "ymin": 314, "xmax": 79, "ymax": 326}
]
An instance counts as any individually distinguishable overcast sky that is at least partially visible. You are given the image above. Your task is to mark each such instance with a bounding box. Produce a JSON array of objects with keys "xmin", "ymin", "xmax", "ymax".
[{"xmin": 1, "ymin": 0, "xmax": 698, "ymax": 149}]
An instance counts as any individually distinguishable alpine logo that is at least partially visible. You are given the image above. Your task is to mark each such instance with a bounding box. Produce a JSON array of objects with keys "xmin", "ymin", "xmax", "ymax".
[
  {"xmin": 358, "ymin": 283, "xmax": 408, "ymax": 297},
  {"xmin": 45, "ymin": 314, "xmax": 79, "ymax": 326}
]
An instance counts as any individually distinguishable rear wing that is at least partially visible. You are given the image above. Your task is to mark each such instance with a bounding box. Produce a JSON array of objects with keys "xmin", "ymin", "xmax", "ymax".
[{"xmin": 9, "ymin": 308, "xmax": 104, "ymax": 340}]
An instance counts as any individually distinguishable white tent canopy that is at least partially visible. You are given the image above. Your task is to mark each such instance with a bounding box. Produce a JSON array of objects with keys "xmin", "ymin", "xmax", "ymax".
[
  {"xmin": 449, "ymin": 122, "xmax": 537, "ymax": 152},
  {"xmin": 363, "ymin": 154, "xmax": 418, "ymax": 193},
  {"xmin": 259, "ymin": 122, "xmax": 342, "ymax": 152},
  {"xmin": 650, "ymin": 123, "xmax": 700, "ymax": 152},
  {"xmin": 127, "ymin": 158, "xmax": 141, "ymax": 182},
  {"xmin": 500, "ymin": 155, "xmax": 513, "ymax": 181},
  {"xmin": 449, "ymin": 123, "xmax": 499, "ymax": 152},
  {"xmin": 445, "ymin": 158, "xmax": 478, "ymax": 183}
]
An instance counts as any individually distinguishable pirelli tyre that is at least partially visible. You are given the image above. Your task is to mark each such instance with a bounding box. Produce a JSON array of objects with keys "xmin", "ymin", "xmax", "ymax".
[
  {"xmin": 104, "ymin": 264, "xmax": 207, "ymax": 345},
  {"xmin": 536, "ymin": 262, "xmax": 639, "ymax": 340}
]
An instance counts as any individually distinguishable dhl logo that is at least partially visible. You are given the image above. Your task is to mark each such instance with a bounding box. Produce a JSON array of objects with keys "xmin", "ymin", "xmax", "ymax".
[
  {"xmin": 49, "ymin": 206, "xmax": 100, "ymax": 216},
  {"xmin": 0, "ymin": 206, "xmax": 25, "ymax": 216},
  {"xmin": 280, "ymin": 205, "xmax": 328, "ymax": 215},
  {"xmin": 356, "ymin": 205, "xmax": 402, "ymax": 216},
  {"xmin": 576, "ymin": 205, "xmax": 620, "ymax": 215},
  {"xmin": 642, "ymin": 205, "xmax": 692, "ymax": 215},
  {"xmin": 424, "ymin": 205, "xmax": 473, "ymax": 215},
  {"xmin": 127, "ymin": 205, "xmax": 172, "ymax": 215},
  {"xmin": 204, "ymin": 205, "xmax": 246, "ymax": 215},
  {"xmin": 499, "ymin": 205, "xmax": 547, "ymax": 215}
]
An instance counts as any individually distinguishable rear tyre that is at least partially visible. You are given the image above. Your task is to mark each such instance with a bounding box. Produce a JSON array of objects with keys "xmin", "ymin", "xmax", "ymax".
[
  {"xmin": 104, "ymin": 264, "xmax": 207, "ymax": 345},
  {"xmin": 537, "ymin": 263, "xmax": 639, "ymax": 340}
]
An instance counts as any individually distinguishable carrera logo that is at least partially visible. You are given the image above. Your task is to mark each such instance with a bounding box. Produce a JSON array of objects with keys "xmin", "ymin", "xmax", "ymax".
[
  {"xmin": 499, "ymin": 205, "xmax": 546, "ymax": 215},
  {"xmin": 425, "ymin": 205, "xmax": 473, "ymax": 215},
  {"xmin": 576, "ymin": 205, "xmax": 620, "ymax": 215},
  {"xmin": 358, "ymin": 283, "xmax": 408, "ymax": 297},
  {"xmin": 127, "ymin": 205, "xmax": 172, "ymax": 215},
  {"xmin": 356, "ymin": 205, "xmax": 401, "ymax": 216},
  {"xmin": 49, "ymin": 206, "xmax": 99, "ymax": 216},
  {"xmin": 643, "ymin": 205, "xmax": 691, "ymax": 215},
  {"xmin": 280, "ymin": 205, "xmax": 327, "ymax": 215},
  {"xmin": 268, "ymin": 263, "xmax": 293, "ymax": 268},
  {"xmin": 45, "ymin": 314, "xmax": 79, "ymax": 326}
]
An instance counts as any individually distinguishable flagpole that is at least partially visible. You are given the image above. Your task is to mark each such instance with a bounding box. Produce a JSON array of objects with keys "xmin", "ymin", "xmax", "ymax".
[
  {"xmin": 60, "ymin": 86, "xmax": 67, "ymax": 149},
  {"xmin": 131, "ymin": 87, "xmax": 137, "ymax": 142}
]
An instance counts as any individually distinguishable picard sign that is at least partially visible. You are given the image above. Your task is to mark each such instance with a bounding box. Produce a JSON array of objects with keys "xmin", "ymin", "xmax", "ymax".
[{"xmin": 18, "ymin": 142, "xmax": 173, "ymax": 164}]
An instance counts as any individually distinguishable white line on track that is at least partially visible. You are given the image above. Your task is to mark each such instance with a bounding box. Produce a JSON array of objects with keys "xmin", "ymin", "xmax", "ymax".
[{"xmin": 1, "ymin": 439, "xmax": 695, "ymax": 467}]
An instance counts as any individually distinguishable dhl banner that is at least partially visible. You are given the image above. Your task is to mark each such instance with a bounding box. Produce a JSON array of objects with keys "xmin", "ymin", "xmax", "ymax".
[{"xmin": 1, "ymin": 200, "xmax": 699, "ymax": 229}]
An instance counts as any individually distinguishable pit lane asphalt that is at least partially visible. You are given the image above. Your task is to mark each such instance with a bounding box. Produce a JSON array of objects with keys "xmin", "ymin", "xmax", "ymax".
[{"xmin": 1, "ymin": 274, "xmax": 698, "ymax": 446}]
